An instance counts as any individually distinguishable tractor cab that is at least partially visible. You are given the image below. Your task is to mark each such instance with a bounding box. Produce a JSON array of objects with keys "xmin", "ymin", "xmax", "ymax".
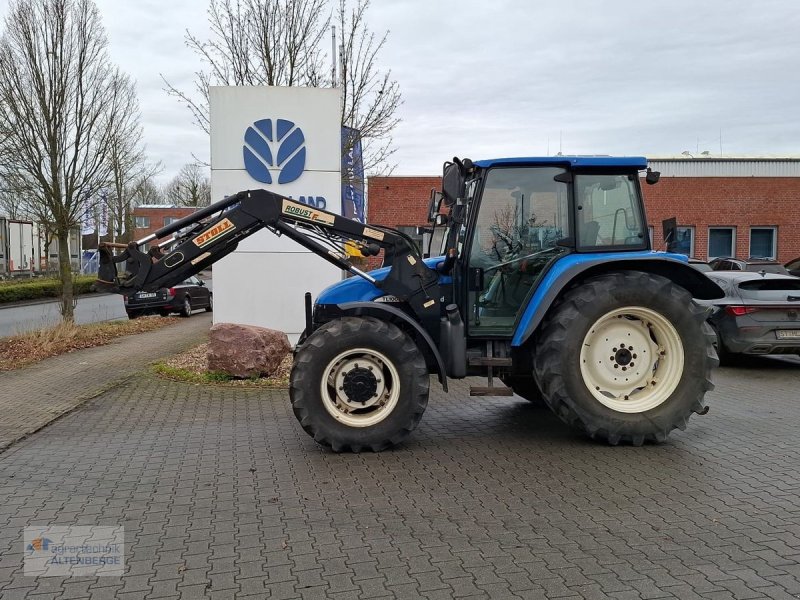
[{"xmin": 428, "ymin": 156, "xmax": 657, "ymax": 339}]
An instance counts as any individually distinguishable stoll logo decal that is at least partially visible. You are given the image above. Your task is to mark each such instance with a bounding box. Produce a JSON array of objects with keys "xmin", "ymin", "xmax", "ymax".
[{"xmin": 243, "ymin": 118, "xmax": 306, "ymax": 185}]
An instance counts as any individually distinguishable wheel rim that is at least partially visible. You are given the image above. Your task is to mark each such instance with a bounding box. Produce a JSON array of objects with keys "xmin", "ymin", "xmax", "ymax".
[
  {"xmin": 319, "ymin": 347, "xmax": 400, "ymax": 427},
  {"xmin": 579, "ymin": 306, "xmax": 685, "ymax": 413},
  {"xmin": 184, "ymin": 298, "xmax": 191, "ymax": 313},
  {"xmin": 208, "ymin": 295, "xmax": 213, "ymax": 309}
]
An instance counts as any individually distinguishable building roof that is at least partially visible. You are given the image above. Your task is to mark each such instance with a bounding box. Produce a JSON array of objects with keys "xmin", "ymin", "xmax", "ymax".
[
  {"xmin": 134, "ymin": 204, "xmax": 194, "ymax": 210},
  {"xmin": 474, "ymin": 156, "xmax": 648, "ymax": 169},
  {"xmin": 647, "ymin": 156, "xmax": 800, "ymax": 177}
]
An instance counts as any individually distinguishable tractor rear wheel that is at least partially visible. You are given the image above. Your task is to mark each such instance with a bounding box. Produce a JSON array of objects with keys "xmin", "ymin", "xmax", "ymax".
[
  {"xmin": 501, "ymin": 375, "xmax": 545, "ymax": 407},
  {"xmin": 290, "ymin": 317, "xmax": 429, "ymax": 452},
  {"xmin": 533, "ymin": 271, "xmax": 717, "ymax": 445}
]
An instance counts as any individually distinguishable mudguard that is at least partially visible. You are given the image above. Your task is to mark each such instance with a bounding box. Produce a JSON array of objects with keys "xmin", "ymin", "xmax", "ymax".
[
  {"xmin": 512, "ymin": 253, "xmax": 724, "ymax": 347},
  {"xmin": 326, "ymin": 301, "xmax": 448, "ymax": 391}
]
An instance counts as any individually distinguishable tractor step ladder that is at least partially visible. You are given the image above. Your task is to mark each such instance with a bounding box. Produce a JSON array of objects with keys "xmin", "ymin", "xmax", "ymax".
[{"xmin": 469, "ymin": 341, "xmax": 514, "ymax": 397}]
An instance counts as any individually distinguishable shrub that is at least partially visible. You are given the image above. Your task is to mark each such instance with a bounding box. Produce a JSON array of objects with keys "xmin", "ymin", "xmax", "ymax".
[{"xmin": 0, "ymin": 275, "xmax": 97, "ymax": 303}]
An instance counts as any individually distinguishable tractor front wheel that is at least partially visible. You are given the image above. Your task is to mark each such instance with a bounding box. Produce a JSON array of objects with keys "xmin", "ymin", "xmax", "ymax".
[
  {"xmin": 533, "ymin": 271, "xmax": 717, "ymax": 445},
  {"xmin": 290, "ymin": 317, "xmax": 429, "ymax": 452}
]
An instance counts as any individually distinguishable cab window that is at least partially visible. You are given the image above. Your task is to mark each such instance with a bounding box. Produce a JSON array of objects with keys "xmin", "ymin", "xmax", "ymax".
[
  {"xmin": 466, "ymin": 167, "xmax": 570, "ymax": 335},
  {"xmin": 575, "ymin": 174, "xmax": 646, "ymax": 249}
]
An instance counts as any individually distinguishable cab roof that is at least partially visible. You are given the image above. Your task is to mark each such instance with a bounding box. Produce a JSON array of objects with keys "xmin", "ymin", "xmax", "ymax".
[{"xmin": 474, "ymin": 156, "xmax": 649, "ymax": 169}]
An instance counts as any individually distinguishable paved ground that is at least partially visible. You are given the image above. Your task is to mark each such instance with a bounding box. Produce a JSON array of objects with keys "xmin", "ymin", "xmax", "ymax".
[
  {"xmin": 0, "ymin": 313, "xmax": 211, "ymax": 450},
  {"xmin": 0, "ymin": 352, "xmax": 799, "ymax": 599}
]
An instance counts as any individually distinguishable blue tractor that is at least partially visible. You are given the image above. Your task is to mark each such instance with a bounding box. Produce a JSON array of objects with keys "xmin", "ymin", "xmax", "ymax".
[{"xmin": 98, "ymin": 155, "xmax": 723, "ymax": 452}]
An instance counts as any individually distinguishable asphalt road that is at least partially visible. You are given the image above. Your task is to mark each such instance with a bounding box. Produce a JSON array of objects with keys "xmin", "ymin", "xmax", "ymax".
[
  {"xmin": 0, "ymin": 273, "xmax": 213, "ymax": 338},
  {"xmin": 0, "ymin": 293, "xmax": 127, "ymax": 337}
]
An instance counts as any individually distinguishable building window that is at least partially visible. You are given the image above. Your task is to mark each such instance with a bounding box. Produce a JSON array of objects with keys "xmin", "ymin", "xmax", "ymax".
[
  {"xmin": 134, "ymin": 216, "xmax": 150, "ymax": 229},
  {"xmin": 708, "ymin": 227, "xmax": 735, "ymax": 259},
  {"xmin": 164, "ymin": 216, "xmax": 179, "ymax": 226},
  {"xmin": 749, "ymin": 227, "xmax": 777, "ymax": 259},
  {"xmin": 673, "ymin": 226, "xmax": 695, "ymax": 256}
]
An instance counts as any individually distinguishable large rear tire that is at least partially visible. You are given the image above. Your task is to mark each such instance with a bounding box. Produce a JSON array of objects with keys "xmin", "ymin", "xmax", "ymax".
[
  {"xmin": 501, "ymin": 375, "xmax": 545, "ymax": 407},
  {"xmin": 533, "ymin": 271, "xmax": 717, "ymax": 445},
  {"xmin": 290, "ymin": 317, "xmax": 429, "ymax": 452}
]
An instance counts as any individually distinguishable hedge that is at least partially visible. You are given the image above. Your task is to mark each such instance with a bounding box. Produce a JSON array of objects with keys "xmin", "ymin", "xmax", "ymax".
[{"xmin": 0, "ymin": 275, "xmax": 98, "ymax": 304}]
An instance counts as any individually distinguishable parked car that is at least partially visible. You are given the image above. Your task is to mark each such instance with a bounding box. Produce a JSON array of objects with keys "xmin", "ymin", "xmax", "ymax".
[
  {"xmin": 786, "ymin": 257, "xmax": 800, "ymax": 277},
  {"xmin": 688, "ymin": 258, "xmax": 712, "ymax": 272},
  {"xmin": 124, "ymin": 276, "xmax": 212, "ymax": 319},
  {"xmin": 699, "ymin": 271, "xmax": 800, "ymax": 361},
  {"xmin": 709, "ymin": 257, "xmax": 789, "ymax": 275}
]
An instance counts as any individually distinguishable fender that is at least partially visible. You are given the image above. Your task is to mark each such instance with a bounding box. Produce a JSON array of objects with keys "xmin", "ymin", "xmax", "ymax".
[
  {"xmin": 331, "ymin": 301, "xmax": 448, "ymax": 391},
  {"xmin": 512, "ymin": 253, "xmax": 725, "ymax": 347}
]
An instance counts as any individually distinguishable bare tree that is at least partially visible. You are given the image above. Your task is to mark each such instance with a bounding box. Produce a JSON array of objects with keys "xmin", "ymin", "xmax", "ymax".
[
  {"xmin": 163, "ymin": 0, "xmax": 401, "ymax": 174},
  {"xmin": 165, "ymin": 163, "xmax": 211, "ymax": 207},
  {"xmin": 0, "ymin": 0, "xmax": 139, "ymax": 319},
  {"xmin": 105, "ymin": 116, "xmax": 162, "ymax": 241},
  {"xmin": 0, "ymin": 184, "xmax": 29, "ymax": 220},
  {"xmin": 164, "ymin": 0, "xmax": 328, "ymax": 134},
  {"xmin": 131, "ymin": 177, "xmax": 165, "ymax": 207},
  {"xmin": 336, "ymin": 0, "xmax": 401, "ymax": 174}
]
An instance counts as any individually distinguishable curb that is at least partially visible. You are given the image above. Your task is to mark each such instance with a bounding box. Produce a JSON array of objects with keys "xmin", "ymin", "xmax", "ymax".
[
  {"xmin": 0, "ymin": 373, "xmax": 135, "ymax": 456},
  {"xmin": 0, "ymin": 292, "xmax": 114, "ymax": 310}
]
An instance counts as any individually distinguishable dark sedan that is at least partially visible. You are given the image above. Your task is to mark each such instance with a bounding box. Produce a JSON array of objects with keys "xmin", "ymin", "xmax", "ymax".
[
  {"xmin": 124, "ymin": 276, "xmax": 212, "ymax": 319},
  {"xmin": 700, "ymin": 271, "xmax": 800, "ymax": 360}
]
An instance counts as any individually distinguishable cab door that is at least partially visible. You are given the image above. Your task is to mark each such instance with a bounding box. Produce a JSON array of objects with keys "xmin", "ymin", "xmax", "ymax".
[{"xmin": 465, "ymin": 167, "xmax": 571, "ymax": 336}]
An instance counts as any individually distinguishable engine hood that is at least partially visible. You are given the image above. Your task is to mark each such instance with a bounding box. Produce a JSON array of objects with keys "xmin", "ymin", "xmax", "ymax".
[{"xmin": 316, "ymin": 256, "xmax": 447, "ymax": 305}]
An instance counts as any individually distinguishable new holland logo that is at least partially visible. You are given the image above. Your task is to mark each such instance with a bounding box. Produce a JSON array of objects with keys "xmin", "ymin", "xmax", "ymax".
[
  {"xmin": 193, "ymin": 218, "xmax": 236, "ymax": 248},
  {"xmin": 281, "ymin": 199, "xmax": 335, "ymax": 226},
  {"xmin": 243, "ymin": 118, "xmax": 306, "ymax": 184}
]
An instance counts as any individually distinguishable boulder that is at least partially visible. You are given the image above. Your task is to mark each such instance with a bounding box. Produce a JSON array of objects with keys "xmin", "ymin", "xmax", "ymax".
[{"xmin": 208, "ymin": 323, "xmax": 291, "ymax": 378}]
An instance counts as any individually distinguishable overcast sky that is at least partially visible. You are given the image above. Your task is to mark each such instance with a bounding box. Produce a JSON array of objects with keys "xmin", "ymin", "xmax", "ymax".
[{"xmin": 3, "ymin": 0, "xmax": 800, "ymax": 181}]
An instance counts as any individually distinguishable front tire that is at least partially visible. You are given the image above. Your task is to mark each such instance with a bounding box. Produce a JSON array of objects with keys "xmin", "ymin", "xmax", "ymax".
[
  {"xmin": 290, "ymin": 317, "xmax": 429, "ymax": 452},
  {"xmin": 533, "ymin": 271, "xmax": 717, "ymax": 445},
  {"xmin": 180, "ymin": 296, "xmax": 192, "ymax": 318}
]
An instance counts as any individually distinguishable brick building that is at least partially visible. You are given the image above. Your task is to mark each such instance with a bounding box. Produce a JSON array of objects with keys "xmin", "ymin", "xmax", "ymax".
[
  {"xmin": 132, "ymin": 205, "xmax": 197, "ymax": 244},
  {"xmin": 644, "ymin": 158, "xmax": 800, "ymax": 262},
  {"xmin": 367, "ymin": 157, "xmax": 800, "ymax": 264}
]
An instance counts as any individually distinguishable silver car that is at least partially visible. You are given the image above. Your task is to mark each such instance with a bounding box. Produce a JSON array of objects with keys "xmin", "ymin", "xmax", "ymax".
[{"xmin": 701, "ymin": 271, "xmax": 800, "ymax": 359}]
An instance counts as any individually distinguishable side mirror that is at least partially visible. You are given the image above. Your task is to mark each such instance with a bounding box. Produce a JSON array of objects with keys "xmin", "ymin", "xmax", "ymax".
[
  {"xmin": 442, "ymin": 160, "xmax": 465, "ymax": 206},
  {"xmin": 646, "ymin": 168, "xmax": 661, "ymax": 185},
  {"xmin": 662, "ymin": 217, "xmax": 677, "ymax": 251},
  {"xmin": 197, "ymin": 279, "xmax": 205, "ymax": 286}
]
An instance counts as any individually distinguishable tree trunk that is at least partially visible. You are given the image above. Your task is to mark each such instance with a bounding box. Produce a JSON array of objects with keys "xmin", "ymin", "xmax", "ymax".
[{"xmin": 57, "ymin": 227, "xmax": 75, "ymax": 321}]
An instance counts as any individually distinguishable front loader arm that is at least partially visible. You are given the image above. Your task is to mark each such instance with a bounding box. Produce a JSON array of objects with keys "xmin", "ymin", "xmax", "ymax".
[{"xmin": 97, "ymin": 189, "xmax": 441, "ymax": 323}]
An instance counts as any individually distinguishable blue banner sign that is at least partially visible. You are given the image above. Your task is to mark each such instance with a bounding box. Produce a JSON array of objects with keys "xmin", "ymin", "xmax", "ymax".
[{"xmin": 341, "ymin": 127, "xmax": 365, "ymax": 223}]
